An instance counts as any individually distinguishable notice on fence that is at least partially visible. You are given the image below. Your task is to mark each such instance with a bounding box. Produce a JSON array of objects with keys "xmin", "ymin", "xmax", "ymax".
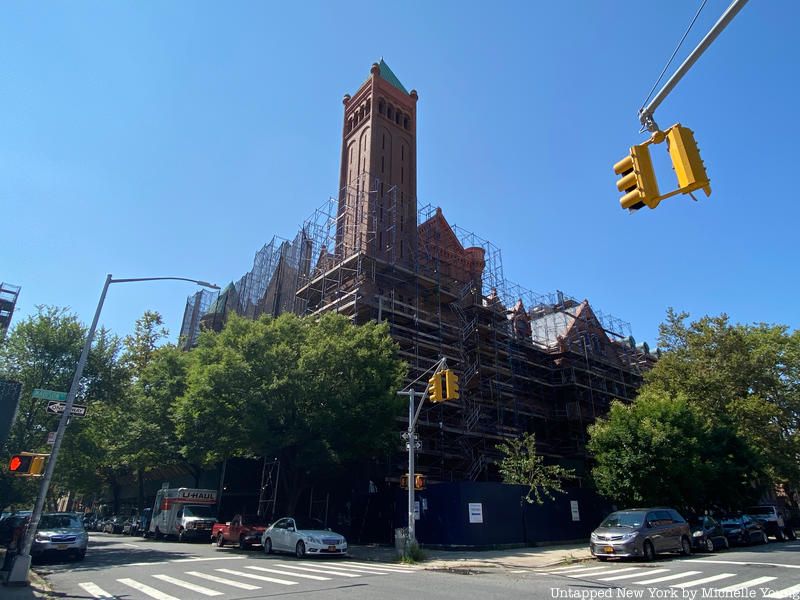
[
  {"xmin": 468, "ymin": 502, "xmax": 483, "ymax": 524},
  {"xmin": 570, "ymin": 500, "xmax": 580, "ymax": 521}
]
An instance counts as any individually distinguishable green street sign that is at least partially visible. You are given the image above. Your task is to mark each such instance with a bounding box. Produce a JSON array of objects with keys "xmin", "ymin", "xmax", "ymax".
[{"xmin": 32, "ymin": 389, "xmax": 68, "ymax": 402}]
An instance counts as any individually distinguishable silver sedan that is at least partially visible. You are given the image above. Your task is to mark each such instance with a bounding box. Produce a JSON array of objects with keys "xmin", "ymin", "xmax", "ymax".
[{"xmin": 261, "ymin": 517, "xmax": 347, "ymax": 558}]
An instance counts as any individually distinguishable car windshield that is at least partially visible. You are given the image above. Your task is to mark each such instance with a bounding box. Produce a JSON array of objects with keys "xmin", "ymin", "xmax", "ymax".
[
  {"xmin": 600, "ymin": 512, "xmax": 644, "ymax": 528},
  {"xmin": 242, "ymin": 515, "xmax": 267, "ymax": 525},
  {"xmin": 720, "ymin": 517, "xmax": 741, "ymax": 526},
  {"xmin": 745, "ymin": 507, "xmax": 774, "ymax": 516},
  {"xmin": 294, "ymin": 517, "xmax": 325, "ymax": 531},
  {"xmin": 183, "ymin": 506, "xmax": 216, "ymax": 518},
  {"xmin": 39, "ymin": 515, "xmax": 82, "ymax": 529}
]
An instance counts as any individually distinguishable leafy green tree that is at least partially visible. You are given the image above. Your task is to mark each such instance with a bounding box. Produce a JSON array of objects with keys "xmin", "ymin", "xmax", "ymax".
[
  {"xmin": 174, "ymin": 312, "xmax": 406, "ymax": 513},
  {"xmin": 496, "ymin": 432, "xmax": 574, "ymax": 504},
  {"xmin": 647, "ymin": 309, "xmax": 800, "ymax": 490},
  {"xmin": 587, "ymin": 389, "xmax": 763, "ymax": 510}
]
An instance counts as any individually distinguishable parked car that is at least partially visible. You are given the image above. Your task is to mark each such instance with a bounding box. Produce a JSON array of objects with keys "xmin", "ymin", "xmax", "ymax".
[
  {"xmin": 719, "ymin": 514, "xmax": 768, "ymax": 546},
  {"xmin": 745, "ymin": 505, "xmax": 796, "ymax": 541},
  {"xmin": 102, "ymin": 516, "xmax": 126, "ymax": 534},
  {"xmin": 0, "ymin": 513, "xmax": 30, "ymax": 546},
  {"xmin": 31, "ymin": 512, "xmax": 88, "ymax": 561},
  {"xmin": 139, "ymin": 508, "xmax": 153, "ymax": 538},
  {"xmin": 688, "ymin": 515, "xmax": 729, "ymax": 551},
  {"xmin": 212, "ymin": 514, "xmax": 268, "ymax": 549},
  {"xmin": 590, "ymin": 508, "xmax": 692, "ymax": 561},
  {"xmin": 122, "ymin": 517, "xmax": 139, "ymax": 535},
  {"xmin": 261, "ymin": 517, "xmax": 348, "ymax": 558}
]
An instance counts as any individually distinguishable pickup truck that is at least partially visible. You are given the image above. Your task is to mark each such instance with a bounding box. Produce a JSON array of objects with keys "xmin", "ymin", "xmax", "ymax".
[{"xmin": 211, "ymin": 514, "xmax": 268, "ymax": 549}]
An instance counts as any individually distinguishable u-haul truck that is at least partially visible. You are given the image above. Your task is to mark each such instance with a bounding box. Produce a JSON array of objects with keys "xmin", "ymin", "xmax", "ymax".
[{"xmin": 148, "ymin": 488, "xmax": 217, "ymax": 541}]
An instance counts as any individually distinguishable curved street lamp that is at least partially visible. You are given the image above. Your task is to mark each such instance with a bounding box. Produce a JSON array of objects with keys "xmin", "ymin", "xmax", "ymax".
[{"xmin": 9, "ymin": 274, "xmax": 219, "ymax": 584}]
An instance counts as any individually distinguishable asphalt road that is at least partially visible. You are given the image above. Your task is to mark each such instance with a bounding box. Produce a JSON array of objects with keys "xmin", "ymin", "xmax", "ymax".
[
  {"xmin": 520, "ymin": 541, "xmax": 800, "ymax": 599},
  {"xmin": 35, "ymin": 533, "xmax": 800, "ymax": 600}
]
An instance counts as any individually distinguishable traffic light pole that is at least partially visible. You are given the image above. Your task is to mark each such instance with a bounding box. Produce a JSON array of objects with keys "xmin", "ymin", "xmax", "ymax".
[
  {"xmin": 639, "ymin": 0, "xmax": 749, "ymax": 132},
  {"xmin": 7, "ymin": 274, "xmax": 218, "ymax": 586}
]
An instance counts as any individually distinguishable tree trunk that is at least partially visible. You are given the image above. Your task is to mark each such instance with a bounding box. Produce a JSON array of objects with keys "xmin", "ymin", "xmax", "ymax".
[{"xmin": 137, "ymin": 467, "xmax": 145, "ymax": 514}]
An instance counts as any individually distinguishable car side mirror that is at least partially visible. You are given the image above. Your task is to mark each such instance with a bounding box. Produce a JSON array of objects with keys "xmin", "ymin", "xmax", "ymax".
[{"xmin": 288, "ymin": 526, "xmax": 295, "ymax": 532}]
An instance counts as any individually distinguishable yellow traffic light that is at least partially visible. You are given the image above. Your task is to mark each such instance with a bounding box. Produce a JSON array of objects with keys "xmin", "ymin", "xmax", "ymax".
[
  {"xmin": 614, "ymin": 144, "xmax": 661, "ymax": 211},
  {"xmin": 427, "ymin": 372, "xmax": 444, "ymax": 403},
  {"xmin": 666, "ymin": 124, "xmax": 711, "ymax": 197},
  {"xmin": 9, "ymin": 453, "xmax": 47, "ymax": 477},
  {"xmin": 444, "ymin": 370, "xmax": 460, "ymax": 401},
  {"xmin": 414, "ymin": 474, "xmax": 426, "ymax": 491}
]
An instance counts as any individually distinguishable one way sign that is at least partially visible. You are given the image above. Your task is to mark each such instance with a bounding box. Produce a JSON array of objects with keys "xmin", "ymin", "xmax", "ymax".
[{"xmin": 46, "ymin": 401, "xmax": 87, "ymax": 417}]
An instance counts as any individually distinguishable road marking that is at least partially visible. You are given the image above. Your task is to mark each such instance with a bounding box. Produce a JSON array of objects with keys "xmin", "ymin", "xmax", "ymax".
[
  {"xmin": 172, "ymin": 556, "xmax": 245, "ymax": 563},
  {"xmin": 559, "ymin": 566, "xmax": 616, "ymax": 575},
  {"xmin": 635, "ymin": 570, "xmax": 702, "ymax": 585},
  {"xmin": 766, "ymin": 583, "xmax": 800, "ymax": 599},
  {"xmin": 597, "ymin": 568, "xmax": 669, "ymax": 581},
  {"xmin": 117, "ymin": 578, "xmax": 182, "ymax": 600},
  {"xmin": 215, "ymin": 568, "xmax": 298, "ymax": 586},
  {"xmin": 122, "ymin": 543, "xmax": 140, "ymax": 548},
  {"xmin": 342, "ymin": 560, "xmax": 417, "ymax": 571},
  {"xmin": 670, "ymin": 573, "xmax": 736, "ymax": 588},
  {"xmin": 716, "ymin": 576, "xmax": 777, "ymax": 593},
  {"xmin": 246, "ymin": 566, "xmax": 331, "ymax": 581},
  {"xmin": 510, "ymin": 569, "xmax": 528, "ymax": 573},
  {"xmin": 314, "ymin": 564, "xmax": 391, "ymax": 574},
  {"xmin": 152, "ymin": 574, "xmax": 223, "ymax": 596},
  {"xmin": 78, "ymin": 582, "xmax": 116, "ymax": 599},
  {"xmin": 694, "ymin": 559, "xmax": 800, "ymax": 570},
  {"xmin": 185, "ymin": 571, "xmax": 261, "ymax": 590},
  {"xmin": 272, "ymin": 563, "xmax": 362, "ymax": 577}
]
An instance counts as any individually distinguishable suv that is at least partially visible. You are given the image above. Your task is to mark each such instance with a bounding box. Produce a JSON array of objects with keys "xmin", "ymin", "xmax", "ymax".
[
  {"xmin": 745, "ymin": 505, "xmax": 796, "ymax": 541},
  {"xmin": 591, "ymin": 508, "xmax": 692, "ymax": 561}
]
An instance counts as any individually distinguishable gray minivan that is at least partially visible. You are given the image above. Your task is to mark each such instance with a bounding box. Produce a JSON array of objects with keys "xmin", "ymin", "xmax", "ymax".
[{"xmin": 590, "ymin": 508, "xmax": 692, "ymax": 561}]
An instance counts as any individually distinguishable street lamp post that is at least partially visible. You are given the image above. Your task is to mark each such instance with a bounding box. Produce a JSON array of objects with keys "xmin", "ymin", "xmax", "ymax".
[{"xmin": 7, "ymin": 274, "xmax": 218, "ymax": 585}]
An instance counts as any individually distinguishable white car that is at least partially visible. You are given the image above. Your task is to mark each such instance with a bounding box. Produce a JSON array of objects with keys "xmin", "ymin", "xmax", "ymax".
[{"xmin": 261, "ymin": 517, "xmax": 347, "ymax": 558}]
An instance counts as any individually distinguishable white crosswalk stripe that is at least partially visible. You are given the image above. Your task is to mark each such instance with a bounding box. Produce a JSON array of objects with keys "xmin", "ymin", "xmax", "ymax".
[
  {"xmin": 78, "ymin": 582, "xmax": 116, "ymax": 599},
  {"xmin": 185, "ymin": 571, "xmax": 261, "ymax": 590},
  {"xmin": 544, "ymin": 565, "xmax": 593, "ymax": 573},
  {"xmin": 215, "ymin": 568, "xmax": 298, "ymax": 585},
  {"xmin": 670, "ymin": 573, "xmax": 736, "ymax": 588},
  {"xmin": 766, "ymin": 583, "xmax": 800, "ymax": 599},
  {"xmin": 117, "ymin": 578, "xmax": 182, "ymax": 600},
  {"xmin": 716, "ymin": 576, "xmax": 777, "ymax": 593},
  {"xmin": 273, "ymin": 562, "xmax": 362, "ymax": 577},
  {"xmin": 246, "ymin": 565, "xmax": 331, "ymax": 581},
  {"xmin": 342, "ymin": 560, "xmax": 416, "ymax": 572},
  {"xmin": 635, "ymin": 570, "xmax": 702, "ymax": 585},
  {"xmin": 315, "ymin": 563, "xmax": 391, "ymax": 574},
  {"xmin": 597, "ymin": 568, "xmax": 669, "ymax": 581},
  {"xmin": 152, "ymin": 574, "xmax": 223, "ymax": 596},
  {"xmin": 560, "ymin": 566, "xmax": 618, "ymax": 576}
]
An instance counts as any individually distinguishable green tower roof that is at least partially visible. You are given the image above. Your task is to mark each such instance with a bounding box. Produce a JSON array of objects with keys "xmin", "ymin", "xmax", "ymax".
[{"xmin": 378, "ymin": 59, "xmax": 408, "ymax": 95}]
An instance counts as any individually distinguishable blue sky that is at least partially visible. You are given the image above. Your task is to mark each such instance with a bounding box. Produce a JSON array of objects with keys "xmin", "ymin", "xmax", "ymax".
[{"xmin": 2, "ymin": 0, "xmax": 797, "ymax": 347}]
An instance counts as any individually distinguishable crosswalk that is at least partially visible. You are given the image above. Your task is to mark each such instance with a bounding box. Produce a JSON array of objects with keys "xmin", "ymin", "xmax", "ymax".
[
  {"xmin": 533, "ymin": 563, "xmax": 800, "ymax": 598},
  {"xmin": 77, "ymin": 560, "xmax": 418, "ymax": 599}
]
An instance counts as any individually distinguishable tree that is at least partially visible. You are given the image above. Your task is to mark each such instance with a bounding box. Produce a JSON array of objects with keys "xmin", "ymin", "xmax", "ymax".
[
  {"xmin": 173, "ymin": 312, "xmax": 406, "ymax": 513},
  {"xmin": 646, "ymin": 309, "xmax": 800, "ymax": 491},
  {"xmin": 587, "ymin": 389, "xmax": 763, "ymax": 510},
  {"xmin": 496, "ymin": 432, "xmax": 574, "ymax": 504}
]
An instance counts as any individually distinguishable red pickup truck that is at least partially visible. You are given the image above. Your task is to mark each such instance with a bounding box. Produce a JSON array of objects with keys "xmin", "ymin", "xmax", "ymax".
[{"xmin": 211, "ymin": 514, "xmax": 268, "ymax": 549}]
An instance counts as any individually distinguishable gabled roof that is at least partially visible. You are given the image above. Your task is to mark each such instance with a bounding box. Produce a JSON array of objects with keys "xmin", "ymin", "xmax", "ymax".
[{"xmin": 378, "ymin": 59, "xmax": 408, "ymax": 94}]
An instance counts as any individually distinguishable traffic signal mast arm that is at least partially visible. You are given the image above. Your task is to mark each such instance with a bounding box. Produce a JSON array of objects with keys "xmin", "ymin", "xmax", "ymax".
[{"xmin": 639, "ymin": 0, "xmax": 749, "ymax": 132}]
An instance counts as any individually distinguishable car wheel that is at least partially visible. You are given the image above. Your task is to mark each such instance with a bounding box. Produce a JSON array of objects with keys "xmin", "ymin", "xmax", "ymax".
[
  {"xmin": 705, "ymin": 538, "xmax": 715, "ymax": 552},
  {"xmin": 154, "ymin": 527, "xmax": 163, "ymax": 540},
  {"xmin": 216, "ymin": 533, "xmax": 225, "ymax": 548},
  {"xmin": 295, "ymin": 540, "xmax": 306, "ymax": 559},
  {"xmin": 762, "ymin": 532, "xmax": 769, "ymax": 545},
  {"xmin": 76, "ymin": 550, "xmax": 86, "ymax": 561},
  {"xmin": 776, "ymin": 530, "xmax": 785, "ymax": 542},
  {"xmin": 264, "ymin": 538, "xmax": 273, "ymax": 554},
  {"xmin": 238, "ymin": 535, "xmax": 249, "ymax": 550},
  {"xmin": 680, "ymin": 536, "xmax": 692, "ymax": 556},
  {"xmin": 643, "ymin": 540, "xmax": 655, "ymax": 562},
  {"xmin": 178, "ymin": 529, "xmax": 185, "ymax": 543},
  {"xmin": 723, "ymin": 537, "xmax": 730, "ymax": 550}
]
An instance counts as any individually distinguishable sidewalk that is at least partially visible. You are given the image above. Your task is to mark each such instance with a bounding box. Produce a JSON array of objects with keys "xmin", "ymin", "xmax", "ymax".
[{"xmin": 348, "ymin": 542, "xmax": 594, "ymax": 570}]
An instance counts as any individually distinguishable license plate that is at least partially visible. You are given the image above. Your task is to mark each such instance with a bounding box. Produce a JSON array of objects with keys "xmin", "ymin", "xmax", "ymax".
[
  {"xmin": 603, "ymin": 546, "xmax": 614, "ymax": 554},
  {"xmin": 57, "ymin": 544, "xmax": 69, "ymax": 550},
  {"xmin": 328, "ymin": 545, "xmax": 336, "ymax": 551}
]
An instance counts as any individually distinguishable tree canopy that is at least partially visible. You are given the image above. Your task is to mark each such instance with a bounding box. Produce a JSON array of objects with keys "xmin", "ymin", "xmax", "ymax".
[{"xmin": 496, "ymin": 432, "xmax": 573, "ymax": 504}]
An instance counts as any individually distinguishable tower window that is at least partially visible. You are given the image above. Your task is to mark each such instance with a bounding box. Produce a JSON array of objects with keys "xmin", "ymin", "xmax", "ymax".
[
  {"xmin": 401, "ymin": 166, "xmax": 404, "ymax": 183},
  {"xmin": 382, "ymin": 134, "xmax": 385, "ymax": 150},
  {"xmin": 379, "ymin": 99, "xmax": 385, "ymax": 115},
  {"xmin": 404, "ymin": 116, "xmax": 409, "ymax": 129},
  {"xmin": 401, "ymin": 145, "xmax": 404, "ymax": 160},
  {"xmin": 387, "ymin": 105, "xmax": 394, "ymax": 120},
  {"xmin": 395, "ymin": 111, "xmax": 401, "ymax": 125},
  {"xmin": 365, "ymin": 99, "xmax": 371, "ymax": 114},
  {"xmin": 381, "ymin": 156, "xmax": 384, "ymax": 173}
]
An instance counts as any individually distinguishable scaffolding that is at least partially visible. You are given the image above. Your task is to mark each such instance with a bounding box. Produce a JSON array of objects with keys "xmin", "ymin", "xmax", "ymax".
[
  {"xmin": 178, "ymin": 288, "xmax": 219, "ymax": 349},
  {"xmin": 0, "ymin": 282, "xmax": 21, "ymax": 342},
  {"xmin": 183, "ymin": 177, "xmax": 646, "ymax": 483}
]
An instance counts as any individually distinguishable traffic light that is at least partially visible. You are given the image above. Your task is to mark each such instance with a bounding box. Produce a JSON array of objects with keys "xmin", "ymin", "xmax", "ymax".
[
  {"xmin": 414, "ymin": 474, "xmax": 426, "ymax": 491},
  {"xmin": 614, "ymin": 143, "xmax": 661, "ymax": 211},
  {"xmin": 666, "ymin": 124, "xmax": 711, "ymax": 198},
  {"xmin": 9, "ymin": 453, "xmax": 47, "ymax": 477},
  {"xmin": 400, "ymin": 474, "xmax": 409, "ymax": 489},
  {"xmin": 444, "ymin": 369, "xmax": 460, "ymax": 401},
  {"xmin": 427, "ymin": 371, "xmax": 444, "ymax": 403}
]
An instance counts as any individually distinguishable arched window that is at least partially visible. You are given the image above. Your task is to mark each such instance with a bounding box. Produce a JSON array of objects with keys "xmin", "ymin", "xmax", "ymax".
[
  {"xmin": 378, "ymin": 99, "xmax": 385, "ymax": 115},
  {"xmin": 365, "ymin": 99, "xmax": 371, "ymax": 114},
  {"xmin": 348, "ymin": 117, "xmax": 353, "ymax": 132},
  {"xmin": 387, "ymin": 105, "xmax": 394, "ymax": 120},
  {"xmin": 395, "ymin": 111, "xmax": 401, "ymax": 125},
  {"xmin": 403, "ymin": 115, "xmax": 409, "ymax": 129}
]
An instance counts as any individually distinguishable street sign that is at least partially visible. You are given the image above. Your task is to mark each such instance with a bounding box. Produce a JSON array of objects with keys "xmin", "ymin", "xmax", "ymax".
[
  {"xmin": 32, "ymin": 389, "xmax": 68, "ymax": 402},
  {"xmin": 47, "ymin": 432, "xmax": 56, "ymax": 445},
  {"xmin": 45, "ymin": 401, "xmax": 87, "ymax": 417}
]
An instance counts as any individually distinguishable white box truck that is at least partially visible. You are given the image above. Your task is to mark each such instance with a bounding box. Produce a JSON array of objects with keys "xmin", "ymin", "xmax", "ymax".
[{"xmin": 148, "ymin": 488, "xmax": 218, "ymax": 542}]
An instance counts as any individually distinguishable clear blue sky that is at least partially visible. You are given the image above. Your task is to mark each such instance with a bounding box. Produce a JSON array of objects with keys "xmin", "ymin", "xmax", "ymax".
[{"xmin": 2, "ymin": 1, "xmax": 797, "ymax": 346}]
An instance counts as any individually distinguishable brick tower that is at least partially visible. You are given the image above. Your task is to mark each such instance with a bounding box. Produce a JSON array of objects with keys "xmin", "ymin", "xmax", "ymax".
[{"xmin": 335, "ymin": 60, "xmax": 418, "ymax": 266}]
